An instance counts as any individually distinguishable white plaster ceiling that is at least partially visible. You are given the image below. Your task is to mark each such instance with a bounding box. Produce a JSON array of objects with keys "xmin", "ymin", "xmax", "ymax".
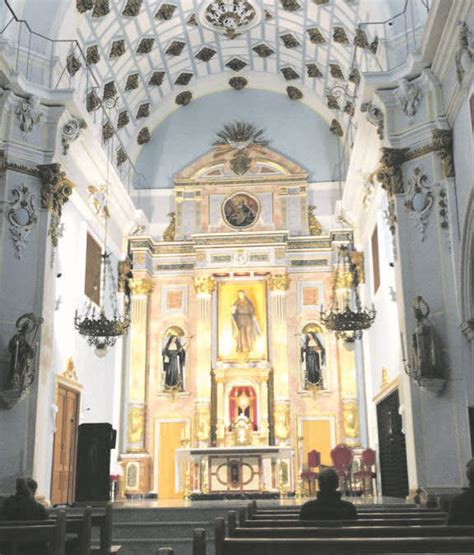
[{"xmin": 73, "ymin": 0, "xmax": 387, "ymax": 161}]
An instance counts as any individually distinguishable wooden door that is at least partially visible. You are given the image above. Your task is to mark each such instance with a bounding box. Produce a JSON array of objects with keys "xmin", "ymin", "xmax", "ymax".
[
  {"xmin": 302, "ymin": 419, "xmax": 332, "ymax": 467},
  {"xmin": 376, "ymin": 389, "xmax": 409, "ymax": 498},
  {"xmin": 51, "ymin": 385, "xmax": 80, "ymax": 505},
  {"xmin": 157, "ymin": 421, "xmax": 187, "ymax": 499}
]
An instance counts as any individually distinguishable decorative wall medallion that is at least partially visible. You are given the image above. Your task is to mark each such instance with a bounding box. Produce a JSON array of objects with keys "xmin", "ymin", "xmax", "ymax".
[
  {"xmin": 233, "ymin": 249, "xmax": 249, "ymax": 265},
  {"xmin": 109, "ymin": 39, "xmax": 126, "ymax": 58},
  {"xmin": 38, "ymin": 163, "xmax": 75, "ymax": 247},
  {"xmin": 230, "ymin": 153, "xmax": 251, "ymax": 175},
  {"xmin": 136, "ymin": 38, "xmax": 154, "ymax": 54},
  {"xmin": 117, "ymin": 148, "xmax": 128, "ymax": 166},
  {"xmin": 166, "ymin": 40, "xmax": 186, "ymax": 56},
  {"xmin": 307, "ymin": 27, "xmax": 325, "ymax": 44},
  {"xmin": 7, "ymin": 184, "xmax": 38, "ymax": 259},
  {"xmin": 329, "ymin": 63, "xmax": 344, "ymax": 80},
  {"xmin": 287, "ymin": 86, "xmax": 303, "ymax": 100},
  {"xmin": 281, "ymin": 0, "xmax": 300, "ymax": 10},
  {"xmin": 149, "ymin": 71, "xmax": 165, "ymax": 86},
  {"xmin": 361, "ymin": 101, "xmax": 384, "ymax": 139},
  {"xmin": 195, "ymin": 47, "xmax": 216, "ymax": 62},
  {"xmin": 137, "ymin": 127, "xmax": 151, "ymax": 145},
  {"xmin": 404, "ymin": 167, "xmax": 432, "ymax": 241},
  {"xmin": 198, "ymin": 1, "xmax": 263, "ymax": 38},
  {"xmin": 87, "ymin": 184, "xmax": 110, "ymax": 220},
  {"xmin": 329, "ymin": 119, "xmax": 343, "ymax": 137},
  {"xmin": 66, "ymin": 54, "xmax": 81, "ymax": 76},
  {"xmin": 281, "ymin": 67, "xmax": 299, "ymax": 80},
  {"xmin": 395, "ymin": 78, "xmax": 422, "ymax": 124},
  {"xmin": 61, "ymin": 117, "xmax": 86, "ymax": 155},
  {"xmin": 155, "ymin": 3, "xmax": 177, "ymax": 21},
  {"xmin": 103, "ymin": 81, "xmax": 117, "ymax": 100},
  {"xmin": 118, "ymin": 111, "xmax": 130, "ymax": 129},
  {"xmin": 307, "ymin": 63, "xmax": 322, "ymax": 78},
  {"xmin": 333, "ymin": 26, "xmax": 349, "ymax": 44},
  {"xmin": 226, "ymin": 58, "xmax": 247, "ymax": 71},
  {"xmin": 253, "ymin": 43, "xmax": 274, "ymax": 57},
  {"xmin": 91, "ymin": 0, "xmax": 109, "ymax": 17},
  {"xmin": 15, "ymin": 96, "xmax": 43, "ymax": 135},
  {"xmin": 455, "ymin": 22, "xmax": 473, "ymax": 85},
  {"xmin": 326, "ymin": 94, "xmax": 340, "ymax": 110},
  {"xmin": 102, "ymin": 121, "xmax": 114, "ymax": 142},
  {"xmin": 86, "ymin": 90, "xmax": 101, "ymax": 112},
  {"xmin": 176, "ymin": 91, "xmax": 192, "ymax": 106},
  {"xmin": 229, "ymin": 77, "xmax": 248, "ymax": 90},
  {"xmin": 122, "ymin": 0, "xmax": 142, "ymax": 16},
  {"xmin": 222, "ymin": 192, "xmax": 260, "ymax": 229}
]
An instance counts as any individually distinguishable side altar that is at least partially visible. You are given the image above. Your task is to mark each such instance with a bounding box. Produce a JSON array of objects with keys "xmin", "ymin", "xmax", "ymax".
[{"xmin": 176, "ymin": 446, "xmax": 293, "ymax": 497}]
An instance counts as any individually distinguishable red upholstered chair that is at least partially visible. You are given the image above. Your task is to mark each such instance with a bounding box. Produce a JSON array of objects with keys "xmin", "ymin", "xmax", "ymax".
[
  {"xmin": 353, "ymin": 447, "xmax": 377, "ymax": 496},
  {"xmin": 301, "ymin": 449, "xmax": 321, "ymax": 496},
  {"xmin": 330, "ymin": 443, "xmax": 354, "ymax": 495}
]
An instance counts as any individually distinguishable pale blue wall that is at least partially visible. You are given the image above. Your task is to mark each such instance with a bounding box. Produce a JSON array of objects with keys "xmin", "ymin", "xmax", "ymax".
[{"xmin": 134, "ymin": 90, "xmax": 341, "ymax": 189}]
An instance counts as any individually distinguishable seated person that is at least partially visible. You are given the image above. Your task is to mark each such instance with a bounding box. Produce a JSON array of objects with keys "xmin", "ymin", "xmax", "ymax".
[
  {"xmin": 300, "ymin": 468, "xmax": 358, "ymax": 521},
  {"xmin": 447, "ymin": 459, "xmax": 474, "ymax": 525},
  {"xmin": 1, "ymin": 477, "xmax": 49, "ymax": 555}
]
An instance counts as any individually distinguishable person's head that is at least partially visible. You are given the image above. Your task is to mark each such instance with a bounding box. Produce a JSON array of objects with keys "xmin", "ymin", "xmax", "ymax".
[
  {"xmin": 26, "ymin": 478, "xmax": 38, "ymax": 496},
  {"xmin": 237, "ymin": 290, "xmax": 245, "ymax": 300},
  {"xmin": 466, "ymin": 459, "xmax": 474, "ymax": 486},
  {"xmin": 317, "ymin": 468, "xmax": 339, "ymax": 493},
  {"xmin": 15, "ymin": 478, "xmax": 31, "ymax": 497}
]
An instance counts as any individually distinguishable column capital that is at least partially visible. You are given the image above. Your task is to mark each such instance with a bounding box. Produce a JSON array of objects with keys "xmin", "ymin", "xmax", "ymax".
[
  {"xmin": 431, "ymin": 129, "xmax": 454, "ymax": 178},
  {"xmin": 129, "ymin": 275, "xmax": 154, "ymax": 296},
  {"xmin": 38, "ymin": 163, "xmax": 75, "ymax": 247},
  {"xmin": 268, "ymin": 273, "xmax": 290, "ymax": 292},
  {"xmin": 375, "ymin": 147, "xmax": 410, "ymax": 196},
  {"xmin": 194, "ymin": 275, "xmax": 216, "ymax": 295}
]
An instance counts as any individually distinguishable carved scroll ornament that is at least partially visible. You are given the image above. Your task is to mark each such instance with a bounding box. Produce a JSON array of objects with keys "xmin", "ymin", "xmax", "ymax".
[
  {"xmin": 38, "ymin": 163, "xmax": 75, "ymax": 247},
  {"xmin": 7, "ymin": 184, "xmax": 38, "ymax": 259}
]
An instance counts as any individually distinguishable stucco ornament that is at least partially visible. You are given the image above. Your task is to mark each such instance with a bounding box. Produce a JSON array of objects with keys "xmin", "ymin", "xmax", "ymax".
[
  {"xmin": 361, "ymin": 101, "xmax": 384, "ymax": 139},
  {"xmin": 7, "ymin": 184, "xmax": 38, "ymax": 259},
  {"xmin": 404, "ymin": 167, "xmax": 433, "ymax": 241},
  {"xmin": 87, "ymin": 184, "xmax": 110, "ymax": 220},
  {"xmin": 15, "ymin": 96, "xmax": 44, "ymax": 135},
  {"xmin": 395, "ymin": 78, "xmax": 422, "ymax": 124},
  {"xmin": 61, "ymin": 117, "xmax": 87, "ymax": 155},
  {"xmin": 455, "ymin": 22, "xmax": 473, "ymax": 86}
]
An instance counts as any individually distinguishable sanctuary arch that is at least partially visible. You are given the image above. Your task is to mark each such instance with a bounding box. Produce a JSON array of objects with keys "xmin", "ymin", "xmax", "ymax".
[{"xmin": 121, "ymin": 145, "xmax": 364, "ymax": 497}]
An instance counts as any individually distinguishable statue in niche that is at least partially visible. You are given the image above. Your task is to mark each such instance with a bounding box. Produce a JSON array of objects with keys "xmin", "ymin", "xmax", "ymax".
[
  {"xmin": 162, "ymin": 333, "xmax": 186, "ymax": 390},
  {"xmin": 301, "ymin": 329, "xmax": 326, "ymax": 387},
  {"xmin": 411, "ymin": 296, "xmax": 440, "ymax": 380},
  {"xmin": 231, "ymin": 290, "xmax": 261, "ymax": 354}
]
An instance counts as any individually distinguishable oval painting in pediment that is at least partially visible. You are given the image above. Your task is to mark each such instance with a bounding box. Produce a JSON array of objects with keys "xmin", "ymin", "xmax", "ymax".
[{"xmin": 222, "ymin": 192, "xmax": 260, "ymax": 230}]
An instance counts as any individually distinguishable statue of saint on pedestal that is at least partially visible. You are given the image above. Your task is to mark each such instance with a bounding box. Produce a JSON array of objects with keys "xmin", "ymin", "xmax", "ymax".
[
  {"xmin": 162, "ymin": 334, "xmax": 186, "ymax": 390},
  {"xmin": 301, "ymin": 331, "xmax": 325, "ymax": 387}
]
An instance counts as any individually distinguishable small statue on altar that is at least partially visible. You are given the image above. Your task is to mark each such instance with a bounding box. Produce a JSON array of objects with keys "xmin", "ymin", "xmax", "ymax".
[
  {"xmin": 162, "ymin": 334, "xmax": 186, "ymax": 390},
  {"xmin": 233, "ymin": 414, "xmax": 253, "ymax": 446},
  {"xmin": 301, "ymin": 331, "xmax": 325, "ymax": 388}
]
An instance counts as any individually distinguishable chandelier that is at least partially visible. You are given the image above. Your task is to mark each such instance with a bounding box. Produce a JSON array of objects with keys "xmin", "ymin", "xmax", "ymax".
[
  {"xmin": 75, "ymin": 251, "xmax": 130, "ymax": 356},
  {"xmin": 320, "ymin": 244, "xmax": 376, "ymax": 342},
  {"xmin": 198, "ymin": 1, "xmax": 263, "ymax": 38}
]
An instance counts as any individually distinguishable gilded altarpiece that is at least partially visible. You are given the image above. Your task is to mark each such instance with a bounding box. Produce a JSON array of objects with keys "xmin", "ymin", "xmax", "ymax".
[{"xmin": 122, "ymin": 144, "xmax": 362, "ymax": 498}]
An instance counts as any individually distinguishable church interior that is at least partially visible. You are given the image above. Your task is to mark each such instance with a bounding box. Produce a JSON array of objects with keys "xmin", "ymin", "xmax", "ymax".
[{"xmin": 0, "ymin": 0, "xmax": 473, "ymax": 552}]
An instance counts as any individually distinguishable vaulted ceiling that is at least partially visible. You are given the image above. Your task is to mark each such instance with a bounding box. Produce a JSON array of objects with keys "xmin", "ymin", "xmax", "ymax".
[{"xmin": 73, "ymin": 0, "xmax": 387, "ymax": 165}]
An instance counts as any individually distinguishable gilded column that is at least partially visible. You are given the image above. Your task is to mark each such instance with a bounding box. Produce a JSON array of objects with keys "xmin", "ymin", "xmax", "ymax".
[
  {"xmin": 193, "ymin": 276, "xmax": 215, "ymax": 450},
  {"xmin": 121, "ymin": 275, "xmax": 154, "ymax": 495},
  {"xmin": 268, "ymin": 274, "xmax": 291, "ymax": 447}
]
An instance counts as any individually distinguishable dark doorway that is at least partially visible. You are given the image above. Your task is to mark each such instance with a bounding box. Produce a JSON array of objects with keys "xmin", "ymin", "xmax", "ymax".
[
  {"xmin": 376, "ymin": 389, "xmax": 409, "ymax": 498},
  {"xmin": 469, "ymin": 407, "xmax": 474, "ymax": 456}
]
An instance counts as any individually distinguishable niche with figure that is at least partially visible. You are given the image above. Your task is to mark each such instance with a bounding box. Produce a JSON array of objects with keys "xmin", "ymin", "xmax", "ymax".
[
  {"xmin": 228, "ymin": 385, "xmax": 258, "ymax": 431},
  {"xmin": 161, "ymin": 326, "xmax": 186, "ymax": 393},
  {"xmin": 300, "ymin": 323, "xmax": 326, "ymax": 390}
]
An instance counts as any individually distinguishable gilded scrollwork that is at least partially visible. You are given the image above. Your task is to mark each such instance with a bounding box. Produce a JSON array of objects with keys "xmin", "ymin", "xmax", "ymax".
[
  {"xmin": 128, "ymin": 276, "xmax": 154, "ymax": 296},
  {"xmin": 194, "ymin": 276, "xmax": 216, "ymax": 295},
  {"xmin": 61, "ymin": 117, "xmax": 87, "ymax": 155},
  {"xmin": 268, "ymin": 273, "xmax": 290, "ymax": 292},
  {"xmin": 375, "ymin": 147, "xmax": 409, "ymax": 196}
]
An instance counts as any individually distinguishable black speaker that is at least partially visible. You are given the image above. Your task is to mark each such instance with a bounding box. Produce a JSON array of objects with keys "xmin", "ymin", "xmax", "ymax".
[{"xmin": 75, "ymin": 423, "xmax": 116, "ymax": 502}]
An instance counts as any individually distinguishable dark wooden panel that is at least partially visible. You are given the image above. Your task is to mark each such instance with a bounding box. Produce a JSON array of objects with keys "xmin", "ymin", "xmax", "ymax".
[{"xmin": 84, "ymin": 232, "xmax": 102, "ymax": 306}]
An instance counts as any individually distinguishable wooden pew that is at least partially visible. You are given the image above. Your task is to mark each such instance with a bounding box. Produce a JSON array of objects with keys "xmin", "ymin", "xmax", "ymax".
[{"xmin": 0, "ymin": 510, "xmax": 66, "ymax": 555}]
